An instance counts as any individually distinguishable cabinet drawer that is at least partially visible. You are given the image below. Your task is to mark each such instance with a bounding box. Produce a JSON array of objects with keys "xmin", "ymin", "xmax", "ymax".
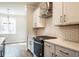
[{"xmin": 56, "ymin": 45, "xmax": 77, "ymax": 57}]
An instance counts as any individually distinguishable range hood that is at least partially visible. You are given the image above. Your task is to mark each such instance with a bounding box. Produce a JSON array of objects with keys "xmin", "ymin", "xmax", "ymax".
[{"xmin": 40, "ymin": 2, "xmax": 52, "ymax": 18}]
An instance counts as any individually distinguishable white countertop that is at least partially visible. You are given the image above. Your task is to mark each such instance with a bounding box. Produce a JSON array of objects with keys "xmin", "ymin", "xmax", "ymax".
[
  {"xmin": 44, "ymin": 39, "xmax": 79, "ymax": 52},
  {"xmin": 0, "ymin": 37, "xmax": 5, "ymax": 45}
]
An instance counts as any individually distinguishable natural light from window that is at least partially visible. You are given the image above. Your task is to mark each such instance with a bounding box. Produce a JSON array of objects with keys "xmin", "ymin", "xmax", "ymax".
[{"xmin": 0, "ymin": 15, "xmax": 16, "ymax": 34}]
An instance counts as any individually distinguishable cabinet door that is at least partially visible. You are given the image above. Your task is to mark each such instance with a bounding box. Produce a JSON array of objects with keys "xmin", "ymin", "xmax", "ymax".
[
  {"xmin": 30, "ymin": 39, "xmax": 34, "ymax": 54},
  {"xmin": 33, "ymin": 8, "xmax": 40, "ymax": 28},
  {"xmin": 28, "ymin": 37, "xmax": 34, "ymax": 54},
  {"xmin": 64, "ymin": 2, "xmax": 79, "ymax": 23},
  {"xmin": 33, "ymin": 8, "xmax": 45, "ymax": 28},
  {"xmin": 44, "ymin": 49, "xmax": 53, "ymax": 57},
  {"xmin": 53, "ymin": 2, "xmax": 63, "ymax": 25},
  {"xmin": 44, "ymin": 42, "xmax": 55, "ymax": 57}
]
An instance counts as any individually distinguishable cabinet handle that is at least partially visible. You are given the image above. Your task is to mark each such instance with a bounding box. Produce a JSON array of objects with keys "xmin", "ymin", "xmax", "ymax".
[
  {"xmin": 60, "ymin": 15, "xmax": 66, "ymax": 23},
  {"xmin": 60, "ymin": 16, "xmax": 62, "ymax": 23},
  {"xmin": 59, "ymin": 50, "xmax": 69, "ymax": 55},
  {"xmin": 46, "ymin": 44, "xmax": 50, "ymax": 47},
  {"xmin": 63, "ymin": 15, "xmax": 66, "ymax": 22}
]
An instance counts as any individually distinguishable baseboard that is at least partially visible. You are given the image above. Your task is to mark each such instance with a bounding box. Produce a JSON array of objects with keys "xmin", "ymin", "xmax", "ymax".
[{"xmin": 5, "ymin": 41, "xmax": 27, "ymax": 45}]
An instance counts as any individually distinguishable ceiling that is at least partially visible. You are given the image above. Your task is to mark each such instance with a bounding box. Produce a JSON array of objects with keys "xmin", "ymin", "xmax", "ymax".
[{"xmin": 0, "ymin": 2, "xmax": 40, "ymax": 16}]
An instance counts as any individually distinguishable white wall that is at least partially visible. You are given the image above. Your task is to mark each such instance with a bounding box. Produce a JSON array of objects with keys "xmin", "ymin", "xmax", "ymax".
[
  {"xmin": 0, "ymin": 15, "xmax": 27, "ymax": 43},
  {"xmin": 5, "ymin": 16, "xmax": 27, "ymax": 43},
  {"xmin": 0, "ymin": 3, "xmax": 27, "ymax": 43}
]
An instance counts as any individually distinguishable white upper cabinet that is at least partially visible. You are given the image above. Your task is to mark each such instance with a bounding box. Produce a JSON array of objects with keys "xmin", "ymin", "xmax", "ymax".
[
  {"xmin": 53, "ymin": 2, "xmax": 63, "ymax": 25},
  {"xmin": 33, "ymin": 7, "xmax": 45, "ymax": 28},
  {"xmin": 64, "ymin": 2, "xmax": 79, "ymax": 24},
  {"xmin": 53, "ymin": 2, "xmax": 79, "ymax": 26}
]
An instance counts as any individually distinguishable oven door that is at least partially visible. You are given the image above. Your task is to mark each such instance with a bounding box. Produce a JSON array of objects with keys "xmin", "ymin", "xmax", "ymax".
[{"xmin": 34, "ymin": 41, "xmax": 43, "ymax": 57}]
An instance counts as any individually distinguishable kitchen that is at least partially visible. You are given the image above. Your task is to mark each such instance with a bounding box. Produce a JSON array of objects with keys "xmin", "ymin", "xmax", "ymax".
[
  {"xmin": 27, "ymin": 2, "xmax": 79, "ymax": 57},
  {"xmin": 0, "ymin": 2, "xmax": 79, "ymax": 57}
]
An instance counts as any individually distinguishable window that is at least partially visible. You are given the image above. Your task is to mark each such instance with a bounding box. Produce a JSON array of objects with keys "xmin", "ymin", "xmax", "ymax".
[{"xmin": 0, "ymin": 15, "xmax": 16, "ymax": 34}]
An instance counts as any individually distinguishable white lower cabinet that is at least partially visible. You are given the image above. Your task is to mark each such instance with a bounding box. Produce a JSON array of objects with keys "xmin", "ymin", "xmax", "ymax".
[
  {"xmin": 44, "ymin": 42, "xmax": 55, "ymax": 57},
  {"xmin": 55, "ymin": 45, "xmax": 78, "ymax": 57},
  {"xmin": 44, "ymin": 42, "xmax": 79, "ymax": 57},
  {"xmin": 28, "ymin": 37, "xmax": 34, "ymax": 54}
]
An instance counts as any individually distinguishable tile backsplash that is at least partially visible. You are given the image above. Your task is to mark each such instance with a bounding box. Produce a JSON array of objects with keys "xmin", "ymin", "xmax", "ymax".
[
  {"xmin": 36, "ymin": 17, "xmax": 79, "ymax": 43},
  {"xmin": 56, "ymin": 25, "xmax": 79, "ymax": 42}
]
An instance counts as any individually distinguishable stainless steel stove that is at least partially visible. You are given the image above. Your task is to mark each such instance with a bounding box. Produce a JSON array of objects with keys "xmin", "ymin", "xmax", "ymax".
[{"xmin": 33, "ymin": 36, "xmax": 57, "ymax": 57}]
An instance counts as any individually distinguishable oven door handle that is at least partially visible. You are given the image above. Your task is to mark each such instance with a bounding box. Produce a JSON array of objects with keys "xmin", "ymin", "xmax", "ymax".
[{"xmin": 34, "ymin": 41, "xmax": 42, "ymax": 45}]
